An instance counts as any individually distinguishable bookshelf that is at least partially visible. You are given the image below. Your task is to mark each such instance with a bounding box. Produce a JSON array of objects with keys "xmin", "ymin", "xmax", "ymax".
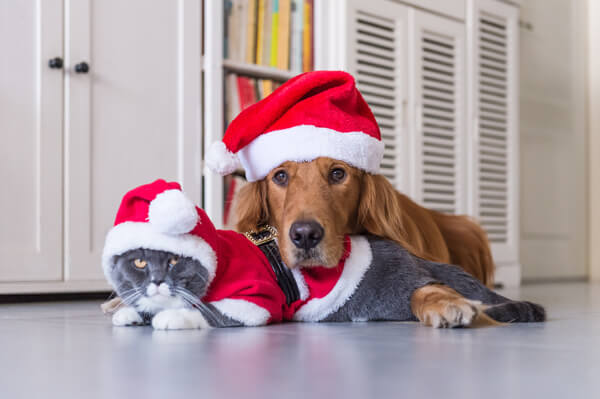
[
  {"xmin": 223, "ymin": 59, "xmax": 296, "ymax": 81},
  {"xmin": 202, "ymin": 0, "xmax": 318, "ymax": 227}
]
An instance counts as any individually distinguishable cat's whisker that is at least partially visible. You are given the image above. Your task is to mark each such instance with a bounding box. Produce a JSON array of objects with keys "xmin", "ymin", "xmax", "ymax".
[
  {"xmin": 117, "ymin": 289, "xmax": 143, "ymax": 309},
  {"xmin": 116, "ymin": 287, "xmax": 139, "ymax": 298},
  {"xmin": 174, "ymin": 287, "xmax": 223, "ymax": 327}
]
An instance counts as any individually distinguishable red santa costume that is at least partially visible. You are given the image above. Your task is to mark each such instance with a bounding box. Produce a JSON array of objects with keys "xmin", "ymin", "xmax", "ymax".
[{"xmin": 102, "ymin": 180, "xmax": 286, "ymax": 326}]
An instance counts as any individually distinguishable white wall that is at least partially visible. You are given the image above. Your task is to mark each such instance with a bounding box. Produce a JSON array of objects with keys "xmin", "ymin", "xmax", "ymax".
[
  {"xmin": 519, "ymin": 0, "xmax": 587, "ymax": 280},
  {"xmin": 589, "ymin": 0, "xmax": 600, "ymax": 281}
]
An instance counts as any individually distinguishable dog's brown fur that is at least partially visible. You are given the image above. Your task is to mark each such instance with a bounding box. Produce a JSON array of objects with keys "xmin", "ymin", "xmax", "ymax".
[{"xmin": 235, "ymin": 157, "xmax": 496, "ymax": 327}]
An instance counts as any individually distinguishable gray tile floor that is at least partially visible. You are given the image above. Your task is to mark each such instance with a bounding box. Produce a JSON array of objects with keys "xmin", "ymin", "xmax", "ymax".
[{"xmin": 0, "ymin": 282, "xmax": 598, "ymax": 399}]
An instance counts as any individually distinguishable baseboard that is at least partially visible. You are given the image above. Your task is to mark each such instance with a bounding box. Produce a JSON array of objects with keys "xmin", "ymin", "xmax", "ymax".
[{"xmin": 0, "ymin": 280, "xmax": 111, "ymax": 295}]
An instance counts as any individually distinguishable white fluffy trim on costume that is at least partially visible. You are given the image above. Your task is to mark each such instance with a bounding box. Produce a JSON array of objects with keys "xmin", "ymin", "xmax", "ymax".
[
  {"xmin": 237, "ymin": 125, "xmax": 385, "ymax": 182},
  {"xmin": 205, "ymin": 141, "xmax": 242, "ymax": 176},
  {"xmin": 148, "ymin": 189, "xmax": 198, "ymax": 235},
  {"xmin": 210, "ymin": 298, "xmax": 271, "ymax": 326},
  {"xmin": 102, "ymin": 222, "xmax": 217, "ymax": 287},
  {"xmin": 293, "ymin": 236, "xmax": 373, "ymax": 322}
]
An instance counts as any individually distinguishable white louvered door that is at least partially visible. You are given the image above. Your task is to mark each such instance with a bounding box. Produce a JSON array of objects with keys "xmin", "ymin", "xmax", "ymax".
[
  {"xmin": 344, "ymin": 0, "xmax": 409, "ymax": 191},
  {"xmin": 467, "ymin": 0, "xmax": 518, "ymax": 271},
  {"xmin": 409, "ymin": 10, "xmax": 466, "ymax": 214}
]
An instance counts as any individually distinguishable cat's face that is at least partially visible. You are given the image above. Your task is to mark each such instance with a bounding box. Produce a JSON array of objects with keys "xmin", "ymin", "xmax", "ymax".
[{"xmin": 110, "ymin": 248, "xmax": 210, "ymax": 314}]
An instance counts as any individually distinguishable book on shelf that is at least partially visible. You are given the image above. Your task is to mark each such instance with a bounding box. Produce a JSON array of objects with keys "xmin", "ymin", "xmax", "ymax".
[
  {"xmin": 277, "ymin": 0, "xmax": 291, "ymax": 70},
  {"xmin": 246, "ymin": 0, "xmax": 258, "ymax": 64},
  {"xmin": 225, "ymin": 73, "xmax": 283, "ymax": 127},
  {"xmin": 270, "ymin": 0, "xmax": 279, "ymax": 67},
  {"xmin": 225, "ymin": 0, "xmax": 313, "ymax": 72},
  {"xmin": 302, "ymin": 0, "xmax": 313, "ymax": 73},
  {"xmin": 262, "ymin": 0, "xmax": 272, "ymax": 65}
]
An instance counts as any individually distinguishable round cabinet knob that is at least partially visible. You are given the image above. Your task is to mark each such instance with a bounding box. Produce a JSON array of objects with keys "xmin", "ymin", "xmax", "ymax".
[
  {"xmin": 48, "ymin": 57, "xmax": 63, "ymax": 69},
  {"xmin": 74, "ymin": 62, "xmax": 90, "ymax": 73}
]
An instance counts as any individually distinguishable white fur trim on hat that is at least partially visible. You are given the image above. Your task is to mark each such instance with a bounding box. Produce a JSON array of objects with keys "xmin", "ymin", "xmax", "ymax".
[
  {"xmin": 237, "ymin": 125, "xmax": 385, "ymax": 182},
  {"xmin": 101, "ymin": 222, "xmax": 217, "ymax": 287},
  {"xmin": 148, "ymin": 189, "xmax": 198, "ymax": 235},
  {"xmin": 210, "ymin": 298, "xmax": 271, "ymax": 326},
  {"xmin": 205, "ymin": 141, "xmax": 242, "ymax": 176},
  {"xmin": 293, "ymin": 236, "xmax": 372, "ymax": 322}
]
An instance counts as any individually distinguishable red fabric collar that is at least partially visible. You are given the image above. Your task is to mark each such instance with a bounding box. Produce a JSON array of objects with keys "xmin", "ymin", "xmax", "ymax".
[{"xmin": 284, "ymin": 236, "xmax": 352, "ymax": 319}]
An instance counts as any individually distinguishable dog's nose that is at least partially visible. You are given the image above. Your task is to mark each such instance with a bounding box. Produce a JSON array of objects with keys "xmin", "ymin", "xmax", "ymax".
[{"xmin": 289, "ymin": 221, "xmax": 324, "ymax": 250}]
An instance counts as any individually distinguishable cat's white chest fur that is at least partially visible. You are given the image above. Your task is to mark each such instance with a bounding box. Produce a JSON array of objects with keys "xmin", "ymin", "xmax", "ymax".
[{"xmin": 136, "ymin": 282, "xmax": 186, "ymax": 314}]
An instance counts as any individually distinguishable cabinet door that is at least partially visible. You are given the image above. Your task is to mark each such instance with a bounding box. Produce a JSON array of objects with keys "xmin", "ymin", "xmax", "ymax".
[
  {"xmin": 467, "ymin": 0, "xmax": 518, "ymax": 267},
  {"xmin": 65, "ymin": 1, "xmax": 203, "ymax": 281},
  {"xmin": 0, "ymin": 0, "xmax": 63, "ymax": 281},
  {"xmin": 409, "ymin": 10, "xmax": 467, "ymax": 215},
  {"xmin": 344, "ymin": 0, "xmax": 410, "ymax": 191}
]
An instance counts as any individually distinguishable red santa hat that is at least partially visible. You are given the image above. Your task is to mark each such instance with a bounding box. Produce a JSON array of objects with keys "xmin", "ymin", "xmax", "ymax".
[
  {"xmin": 205, "ymin": 70, "xmax": 384, "ymax": 182},
  {"xmin": 101, "ymin": 180, "xmax": 218, "ymax": 286}
]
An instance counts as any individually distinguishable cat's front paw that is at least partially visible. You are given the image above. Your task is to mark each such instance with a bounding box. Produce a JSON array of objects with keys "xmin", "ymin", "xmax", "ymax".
[
  {"xmin": 152, "ymin": 308, "xmax": 209, "ymax": 330},
  {"xmin": 112, "ymin": 307, "xmax": 143, "ymax": 326}
]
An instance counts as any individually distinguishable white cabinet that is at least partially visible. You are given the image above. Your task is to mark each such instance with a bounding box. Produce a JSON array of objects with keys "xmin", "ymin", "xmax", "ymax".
[
  {"xmin": 0, "ymin": 1, "xmax": 202, "ymax": 293},
  {"xmin": 0, "ymin": 0, "xmax": 64, "ymax": 282},
  {"xmin": 325, "ymin": 0, "xmax": 520, "ymax": 285},
  {"xmin": 344, "ymin": 0, "xmax": 409, "ymax": 190},
  {"xmin": 409, "ymin": 10, "xmax": 467, "ymax": 215},
  {"xmin": 467, "ymin": 0, "xmax": 519, "ymax": 283},
  {"xmin": 64, "ymin": 0, "xmax": 203, "ymax": 282}
]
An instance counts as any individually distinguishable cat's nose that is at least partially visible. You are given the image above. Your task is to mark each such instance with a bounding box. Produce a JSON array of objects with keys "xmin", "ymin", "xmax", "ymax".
[{"xmin": 151, "ymin": 280, "xmax": 164, "ymax": 285}]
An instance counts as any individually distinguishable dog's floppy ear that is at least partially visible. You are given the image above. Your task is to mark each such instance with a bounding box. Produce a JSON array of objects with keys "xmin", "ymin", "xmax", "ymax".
[
  {"xmin": 357, "ymin": 174, "xmax": 429, "ymax": 259},
  {"xmin": 235, "ymin": 181, "xmax": 270, "ymax": 232},
  {"xmin": 357, "ymin": 174, "xmax": 408, "ymax": 241}
]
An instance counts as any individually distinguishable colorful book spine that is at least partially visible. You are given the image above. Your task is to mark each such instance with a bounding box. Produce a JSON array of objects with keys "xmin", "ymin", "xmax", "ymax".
[
  {"xmin": 277, "ymin": 0, "xmax": 291, "ymax": 70},
  {"xmin": 224, "ymin": 0, "xmax": 233, "ymax": 59},
  {"xmin": 302, "ymin": 0, "xmax": 313, "ymax": 72},
  {"xmin": 246, "ymin": 0, "xmax": 258, "ymax": 64},
  {"xmin": 238, "ymin": 0, "xmax": 248, "ymax": 62},
  {"xmin": 255, "ymin": 0, "xmax": 266, "ymax": 64},
  {"xmin": 270, "ymin": 0, "xmax": 279, "ymax": 67},
  {"xmin": 228, "ymin": 0, "xmax": 240, "ymax": 61},
  {"xmin": 226, "ymin": 74, "xmax": 241, "ymax": 125},
  {"xmin": 290, "ymin": 0, "xmax": 303, "ymax": 73},
  {"xmin": 262, "ymin": 0, "xmax": 272, "ymax": 65}
]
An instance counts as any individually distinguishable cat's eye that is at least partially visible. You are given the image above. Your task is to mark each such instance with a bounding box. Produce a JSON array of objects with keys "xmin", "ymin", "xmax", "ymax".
[
  {"xmin": 169, "ymin": 256, "xmax": 179, "ymax": 266},
  {"xmin": 133, "ymin": 259, "xmax": 147, "ymax": 269}
]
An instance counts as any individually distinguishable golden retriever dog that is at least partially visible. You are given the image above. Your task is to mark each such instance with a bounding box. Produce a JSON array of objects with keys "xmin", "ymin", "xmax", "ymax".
[{"xmin": 234, "ymin": 157, "xmax": 495, "ymax": 327}]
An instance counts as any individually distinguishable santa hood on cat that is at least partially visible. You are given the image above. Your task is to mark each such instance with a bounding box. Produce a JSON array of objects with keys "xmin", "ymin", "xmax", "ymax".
[{"xmin": 101, "ymin": 180, "xmax": 219, "ymax": 287}]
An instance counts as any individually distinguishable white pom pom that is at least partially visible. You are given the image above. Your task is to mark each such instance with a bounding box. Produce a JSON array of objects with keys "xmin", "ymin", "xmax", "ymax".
[
  {"xmin": 148, "ymin": 190, "xmax": 198, "ymax": 235},
  {"xmin": 205, "ymin": 141, "xmax": 241, "ymax": 175}
]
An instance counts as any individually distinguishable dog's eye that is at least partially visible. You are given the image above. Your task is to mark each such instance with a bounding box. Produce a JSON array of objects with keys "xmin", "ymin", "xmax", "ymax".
[
  {"xmin": 169, "ymin": 256, "xmax": 179, "ymax": 266},
  {"xmin": 133, "ymin": 259, "xmax": 147, "ymax": 269},
  {"xmin": 272, "ymin": 170, "xmax": 288, "ymax": 186},
  {"xmin": 329, "ymin": 168, "xmax": 346, "ymax": 184}
]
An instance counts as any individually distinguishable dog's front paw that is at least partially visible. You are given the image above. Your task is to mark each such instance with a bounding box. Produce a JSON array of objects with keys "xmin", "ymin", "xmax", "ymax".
[
  {"xmin": 423, "ymin": 298, "xmax": 480, "ymax": 328},
  {"xmin": 152, "ymin": 308, "xmax": 209, "ymax": 330},
  {"xmin": 112, "ymin": 307, "xmax": 143, "ymax": 326}
]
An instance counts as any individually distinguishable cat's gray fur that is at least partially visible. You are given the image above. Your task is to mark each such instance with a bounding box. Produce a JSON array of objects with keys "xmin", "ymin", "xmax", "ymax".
[
  {"xmin": 324, "ymin": 236, "xmax": 545, "ymax": 323},
  {"xmin": 110, "ymin": 248, "xmax": 242, "ymax": 327}
]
